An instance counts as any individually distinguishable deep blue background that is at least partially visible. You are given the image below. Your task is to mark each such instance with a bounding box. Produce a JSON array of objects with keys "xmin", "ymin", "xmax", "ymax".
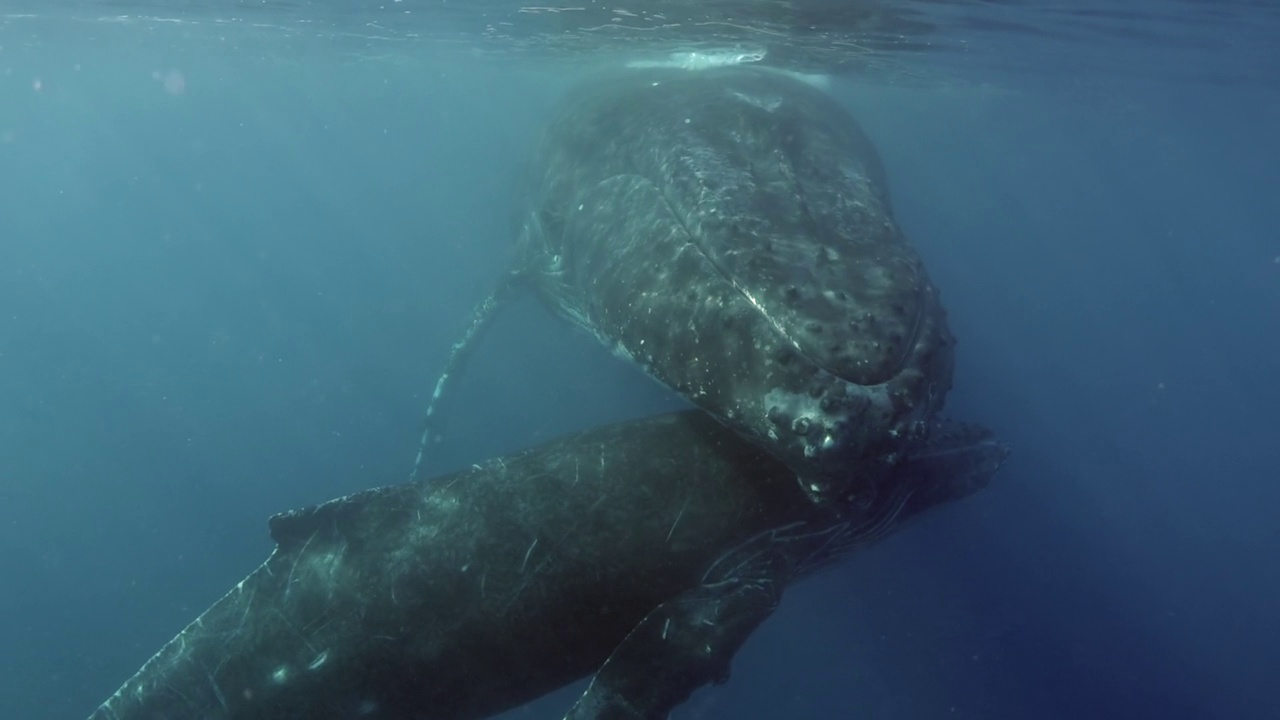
[{"xmin": 1, "ymin": 8, "xmax": 1277, "ymax": 720}]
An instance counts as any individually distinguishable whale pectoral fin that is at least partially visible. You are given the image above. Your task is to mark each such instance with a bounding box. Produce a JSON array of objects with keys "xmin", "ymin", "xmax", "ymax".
[
  {"xmin": 407, "ymin": 268, "xmax": 526, "ymax": 483},
  {"xmin": 895, "ymin": 417, "xmax": 1009, "ymax": 511},
  {"xmin": 563, "ymin": 577, "xmax": 781, "ymax": 720}
]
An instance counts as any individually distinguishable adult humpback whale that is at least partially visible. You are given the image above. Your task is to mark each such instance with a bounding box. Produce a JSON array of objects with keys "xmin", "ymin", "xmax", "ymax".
[
  {"xmin": 89, "ymin": 411, "xmax": 1006, "ymax": 720},
  {"xmin": 416, "ymin": 66, "xmax": 954, "ymax": 506}
]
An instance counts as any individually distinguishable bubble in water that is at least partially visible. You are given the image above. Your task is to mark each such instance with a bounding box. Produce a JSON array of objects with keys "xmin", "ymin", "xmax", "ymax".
[
  {"xmin": 152, "ymin": 68, "xmax": 186, "ymax": 95},
  {"xmin": 163, "ymin": 69, "xmax": 185, "ymax": 95}
]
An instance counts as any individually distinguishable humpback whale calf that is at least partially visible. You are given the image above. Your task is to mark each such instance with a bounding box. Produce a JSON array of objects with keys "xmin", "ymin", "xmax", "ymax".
[
  {"xmin": 89, "ymin": 411, "xmax": 1006, "ymax": 720},
  {"xmin": 416, "ymin": 66, "xmax": 954, "ymax": 506}
]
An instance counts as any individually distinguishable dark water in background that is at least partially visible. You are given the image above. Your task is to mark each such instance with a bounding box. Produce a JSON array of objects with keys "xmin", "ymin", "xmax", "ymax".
[{"xmin": 1, "ymin": 1, "xmax": 1278, "ymax": 718}]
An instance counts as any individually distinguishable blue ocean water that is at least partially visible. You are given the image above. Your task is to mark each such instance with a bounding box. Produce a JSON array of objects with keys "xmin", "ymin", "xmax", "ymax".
[{"xmin": 1, "ymin": 2, "xmax": 1277, "ymax": 718}]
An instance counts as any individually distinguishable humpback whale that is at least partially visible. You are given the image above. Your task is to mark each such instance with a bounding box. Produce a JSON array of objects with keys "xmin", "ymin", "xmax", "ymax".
[
  {"xmin": 89, "ymin": 410, "xmax": 1005, "ymax": 720},
  {"xmin": 416, "ymin": 66, "xmax": 954, "ymax": 507}
]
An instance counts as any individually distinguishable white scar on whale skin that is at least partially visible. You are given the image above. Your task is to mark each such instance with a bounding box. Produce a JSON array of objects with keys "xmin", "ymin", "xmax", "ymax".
[
  {"xmin": 666, "ymin": 495, "xmax": 691, "ymax": 543},
  {"xmin": 520, "ymin": 537, "xmax": 539, "ymax": 573}
]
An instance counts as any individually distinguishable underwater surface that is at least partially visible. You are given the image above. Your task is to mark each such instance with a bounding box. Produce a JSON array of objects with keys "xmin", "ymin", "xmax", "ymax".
[{"xmin": 1, "ymin": 1, "xmax": 1277, "ymax": 717}]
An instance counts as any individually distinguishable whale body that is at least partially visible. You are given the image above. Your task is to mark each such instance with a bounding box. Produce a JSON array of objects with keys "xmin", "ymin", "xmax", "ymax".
[
  {"xmin": 507, "ymin": 66, "xmax": 955, "ymax": 505},
  {"xmin": 88, "ymin": 411, "xmax": 1004, "ymax": 720}
]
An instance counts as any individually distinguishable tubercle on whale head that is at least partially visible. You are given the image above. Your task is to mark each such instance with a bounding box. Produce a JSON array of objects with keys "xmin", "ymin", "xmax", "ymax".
[
  {"xmin": 758, "ymin": 334, "xmax": 952, "ymax": 505},
  {"xmin": 732, "ymin": 234, "xmax": 954, "ymax": 497}
]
